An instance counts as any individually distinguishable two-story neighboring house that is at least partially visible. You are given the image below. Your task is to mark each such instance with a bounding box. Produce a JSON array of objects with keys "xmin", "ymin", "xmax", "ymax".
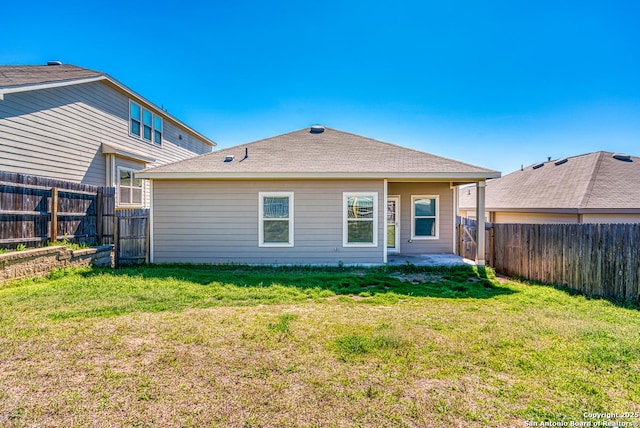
[{"xmin": 0, "ymin": 62, "xmax": 215, "ymax": 207}]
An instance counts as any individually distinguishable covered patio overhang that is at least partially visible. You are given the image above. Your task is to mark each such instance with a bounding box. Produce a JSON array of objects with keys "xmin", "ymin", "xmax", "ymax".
[{"xmin": 383, "ymin": 176, "xmax": 493, "ymax": 266}]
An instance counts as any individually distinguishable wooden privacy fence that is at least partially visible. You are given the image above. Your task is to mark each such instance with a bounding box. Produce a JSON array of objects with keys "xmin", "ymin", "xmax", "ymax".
[
  {"xmin": 491, "ymin": 223, "xmax": 640, "ymax": 301},
  {"xmin": 114, "ymin": 208, "xmax": 150, "ymax": 266},
  {"xmin": 456, "ymin": 216, "xmax": 492, "ymax": 262},
  {"xmin": 0, "ymin": 171, "xmax": 115, "ymax": 249}
]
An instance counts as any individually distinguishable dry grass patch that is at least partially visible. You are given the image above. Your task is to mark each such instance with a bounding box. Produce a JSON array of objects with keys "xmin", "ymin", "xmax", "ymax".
[{"xmin": 0, "ymin": 265, "xmax": 639, "ymax": 427}]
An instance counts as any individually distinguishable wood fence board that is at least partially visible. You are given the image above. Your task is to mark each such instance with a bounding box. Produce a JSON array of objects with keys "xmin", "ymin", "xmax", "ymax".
[
  {"xmin": 462, "ymin": 220, "xmax": 640, "ymax": 302},
  {"xmin": 0, "ymin": 171, "xmax": 115, "ymax": 250},
  {"xmin": 115, "ymin": 208, "xmax": 150, "ymax": 266}
]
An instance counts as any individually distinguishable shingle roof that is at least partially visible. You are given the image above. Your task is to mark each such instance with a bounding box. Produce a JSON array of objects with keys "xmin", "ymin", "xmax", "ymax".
[
  {"xmin": 0, "ymin": 64, "xmax": 102, "ymax": 87},
  {"xmin": 137, "ymin": 127, "xmax": 500, "ymax": 179},
  {"xmin": 459, "ymin": 152, "xmax": 640, "ymax": 210}
]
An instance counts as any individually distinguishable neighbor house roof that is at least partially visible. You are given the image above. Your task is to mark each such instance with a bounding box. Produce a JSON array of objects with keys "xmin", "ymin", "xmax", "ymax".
[
  {"xmin": 137, "ymin": 126, "xmax": 500, "ymax": 180},
  {"xmin": 459, "ymin": 151, "xmax": 640, "ymax": 213},
  {"xmin": 0, "ymin": 63, "xmax": 215, "ymax": 147}
]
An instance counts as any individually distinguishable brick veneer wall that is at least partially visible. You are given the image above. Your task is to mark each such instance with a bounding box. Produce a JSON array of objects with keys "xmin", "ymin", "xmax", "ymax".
[{"xmin": 0, "ymin": 245, "xmax": 113, "ymax": 283}]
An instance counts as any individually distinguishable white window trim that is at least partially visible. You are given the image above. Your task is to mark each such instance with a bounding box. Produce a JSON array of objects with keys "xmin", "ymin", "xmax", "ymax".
[
  {"xmin": 411, "ymin": 195, "xmax": 439, "ymax": 240},
  {"xmin": 117, "ymin": 166, "xmax": 144, "ymax": 207},
  {"xmin": 343, "ymin": 192, "xmax": 378, "ymax": 248},
  {"xmin": 129, "ymin": 100, "xmax": 163, "ymax": 145},
  {"xmin": 259, "ymin": 192, "xmax": 294, "ymax": 248},
  {"xmin": 387, "ymin": 194, "xmax": 401, "ymax": 253}
]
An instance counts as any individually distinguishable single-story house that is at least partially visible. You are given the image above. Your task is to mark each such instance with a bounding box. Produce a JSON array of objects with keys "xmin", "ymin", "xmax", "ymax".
[
  {"xmin": 137, "ymin": 126, "xmax": 500, "ymax": 265},
  {"xmin": 458, "ymin": 151, "xmax": 640, "ymax": 224},
  {"xmin": 0, "ymin": 62, "xmax": 215, "ymax": 207}
]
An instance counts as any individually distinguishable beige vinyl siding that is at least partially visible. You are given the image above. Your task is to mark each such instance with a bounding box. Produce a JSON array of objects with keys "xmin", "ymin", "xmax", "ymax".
[
  {"xmin": 387, "ymin": 182, "xmax": 454, "ymax": 254},
  {"xmin": 580, "ymin": 213, "xmax": 640, "ymax": 224},
  {"xmin": 152, "ymin": 179, "xmax": 385, "ymax": 264},
  {"xmin": 492, "ymin": 211, "xmax": 579, "ymax": 224},
  {"xmin": 0, "ymin": 81, "xmax": 211, "ymax": 186},
  {"xmin": 457, "ymin": 208, "xmax": 490, "ymax": 222}
]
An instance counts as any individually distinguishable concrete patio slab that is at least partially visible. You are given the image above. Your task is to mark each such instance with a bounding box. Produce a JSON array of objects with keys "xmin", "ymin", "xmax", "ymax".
[{"xmin": 387, "ymin": 254, "xmax": 475, "ymax": 266}]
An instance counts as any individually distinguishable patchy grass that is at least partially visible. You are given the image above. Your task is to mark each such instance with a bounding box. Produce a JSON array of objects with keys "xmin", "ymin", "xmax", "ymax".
[{"xmin": 0, "ymin": 264, "xmax": 639, "ymax": 427}]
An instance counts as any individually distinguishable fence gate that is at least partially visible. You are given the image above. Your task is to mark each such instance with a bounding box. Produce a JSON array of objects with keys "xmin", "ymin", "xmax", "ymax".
[
  {"xmin": 115, "ymin": 208, "xmax": 150, "ymax": 266},
  {"xmin": 456, "ymin": 216, "xmax": 493, "ymax": 264}
]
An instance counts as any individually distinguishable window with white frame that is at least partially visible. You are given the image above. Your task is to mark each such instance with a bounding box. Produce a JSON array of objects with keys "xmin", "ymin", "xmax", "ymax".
[
  {"xmin": 129, "ymin": 101, "xmax": 162, "ymax": 145},
  {"xmin": 411, "ymin": 195, "xmax": 439, "ymax": 239},
  {"xmin": 259, "ymin": 192, "xmax": 294, "ymax": 247},
  {"xmin": 118, "ymin": 168, "xmax": 144, "ymax": 206},
  {"xmin": 343, "ymin": 192, "xmax": 378, "ymax": 247}
]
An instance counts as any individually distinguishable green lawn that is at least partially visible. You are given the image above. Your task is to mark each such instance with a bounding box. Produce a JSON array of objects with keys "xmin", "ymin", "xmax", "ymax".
[{"xmin": 0, "ymin": 264, "xmax": 639, "ymax": 427}]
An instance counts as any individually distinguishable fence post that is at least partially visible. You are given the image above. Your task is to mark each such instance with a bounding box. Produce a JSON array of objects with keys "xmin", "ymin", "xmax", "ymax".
[
  {"xmin": 489, "ymin": 226, "xmax": 495, "ymax": 266},
  {"xmin": 113, "ymin": 213, "xmax": 119, "ymax": 268},
  {"xmin": 145, "ymin": 214, "xmax": 150, "ymax": 264},
  {"xmin": 457, "ymin": 223, "xmax": 463, "ymax": 256},
  {"xmin": 50, "ymin": 187, "xmax": 58, "ymax": 243},
  {"xmin": 96, "ymin": 188, "xmax": 103, "ymax": 245}
]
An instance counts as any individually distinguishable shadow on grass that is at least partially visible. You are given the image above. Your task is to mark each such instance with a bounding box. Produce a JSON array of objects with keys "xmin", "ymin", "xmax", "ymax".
[
  {"xmin": 507, "ymin": 274, "xmax": 640, "ymax": 311},
  {"xmin": 79, "ymin": 263, "xmax": 516, "ymax": 300}
]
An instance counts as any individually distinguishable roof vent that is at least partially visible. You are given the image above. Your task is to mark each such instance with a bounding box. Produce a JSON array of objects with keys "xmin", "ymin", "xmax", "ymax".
[
  {"xmin": 46, "ymin": 60, "xmax": 63, "ymax": 66},
  {"xmin": 532, "ymin": 163, "xmax": 544, "ymax": 170},
  {"xmin": 613, "ymin": 153, "xmax": 632, "ymax": 162},
  {"xmin": 554, "ymin": 158, "xmax": 568, "ymax": 166},
  {"xmin": 310, "ymin": 125, "xmax": 325, "ymax": 134},
  {"xmin": 224, "ymin": 155, "xmax": 234, "ymax": 162}
]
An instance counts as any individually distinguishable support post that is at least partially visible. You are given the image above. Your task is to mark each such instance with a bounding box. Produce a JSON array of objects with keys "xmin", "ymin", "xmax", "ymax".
[{"xmin": 476, "ymin": 181, "xmax": 486, "ymax": 266}]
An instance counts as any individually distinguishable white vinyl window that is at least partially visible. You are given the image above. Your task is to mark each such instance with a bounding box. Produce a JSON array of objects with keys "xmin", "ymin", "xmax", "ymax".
[
  {"xmin": 259, "ymin": 192, "xmax": 294, "ymax": 247},
  {"xmin": 343, "ymin": 192, "xmax": 378, "ymax": 247},
  {"xmin": 118, "ymin": 168, "xmax": 144, "ymax": 206},
  {"xmin": 411, "ymin": 195, "xmax": 439, "ymax": 239},
  {"xmin": 129, "ymin": 101, "xmax": 162, "ymax": 145}
]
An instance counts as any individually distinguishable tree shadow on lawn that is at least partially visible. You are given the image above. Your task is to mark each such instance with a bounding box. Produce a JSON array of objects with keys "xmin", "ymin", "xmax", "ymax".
[{"xmin": 81, "ymin": 263, "xmax": 516, "ymax": 300}]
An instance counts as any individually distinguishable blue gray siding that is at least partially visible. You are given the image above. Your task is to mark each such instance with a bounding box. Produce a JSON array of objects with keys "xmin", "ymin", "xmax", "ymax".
[
  {"xmin": 152, "ymin": 179, "xmax": 385, "ymax": 264},
  {"xmin": 388, "ymin": 182, "xmax": 455, "ymax": 254},
  {"xmin": 0, "ymin": 81, "xmax": 211, "ymax": 187}
]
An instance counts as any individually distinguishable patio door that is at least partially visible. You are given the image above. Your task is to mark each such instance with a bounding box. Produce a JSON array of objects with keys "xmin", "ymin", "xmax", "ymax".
[{"xmin": 387, "ymin": 196, "xmax": 400, "ymax": 254}]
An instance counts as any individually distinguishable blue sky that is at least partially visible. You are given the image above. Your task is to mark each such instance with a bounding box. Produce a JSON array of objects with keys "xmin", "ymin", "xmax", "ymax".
[{"xmin": 2, "ymin": 0, "xmax": 639, "ymax": 174}]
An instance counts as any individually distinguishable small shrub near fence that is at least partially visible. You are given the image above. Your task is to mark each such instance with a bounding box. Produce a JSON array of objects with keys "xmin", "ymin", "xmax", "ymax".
[{"xmin": 491, "ymin": 223, "xmax": 640, "ymax": 302}]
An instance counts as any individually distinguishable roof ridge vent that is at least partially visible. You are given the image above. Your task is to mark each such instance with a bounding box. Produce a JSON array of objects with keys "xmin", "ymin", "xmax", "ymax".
[
  {"xmin": 554, "ymin": 158, "xmax": 568, "ymax": 166},
  {"xmin": 532, "ymin": 163, "xmax": 545, "ymax": 170},
  {"xmin": 612, "ymin": 153, "xmax": 632, "ymax": 162},
  {"xmin": 46, "ymin": 60, "xmax": 63, "ymax": 66},
  {"xmin": 310, "ymin": 125, "xmax": 325, "ymax": 134}
]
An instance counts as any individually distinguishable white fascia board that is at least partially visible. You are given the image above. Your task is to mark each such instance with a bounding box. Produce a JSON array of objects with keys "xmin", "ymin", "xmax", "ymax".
[
  {"xmin": 0, "ymin": 74, "xmax": 216, "ymax": 148},
  {"xmin": 101, "ymin": 143, "xmax": 156, "ymax": 164},
  {"xmin": 135, "ymin": 171, "xmax": 502, "ymax": 180},
  {"xmin": 0, "ymin": 76, "xmax": 107, "ymax": 99},
  {"xmin": 464, "ymin": 207, "xmax": 640, "ymax": 214},
  {"xmin": 102, "ymin": 76, "xmax": 216, "ymax": 147}
]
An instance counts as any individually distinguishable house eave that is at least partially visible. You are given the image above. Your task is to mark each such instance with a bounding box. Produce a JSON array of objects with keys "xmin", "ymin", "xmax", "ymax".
[
  {"xmin": 101, "ymin": 76, "xmax": 216, "ymax": 147},
  {"xmin": 0, "ymin": 76, "xmax": 107, "ymax": 100},
  {"xmin": 459, "ymin": 207, "xmax": 640, "ymax": 214},
  {"xmin": 0, "ymin": 72, "xmax": 216, "ymax": 148},
  {"xmin": 136, "ymin": 171, "xmax": 501, "ymax": 180},
  {"xmin": 101, "ymin": 143, "xmax": 156, "ymax": 164}
]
